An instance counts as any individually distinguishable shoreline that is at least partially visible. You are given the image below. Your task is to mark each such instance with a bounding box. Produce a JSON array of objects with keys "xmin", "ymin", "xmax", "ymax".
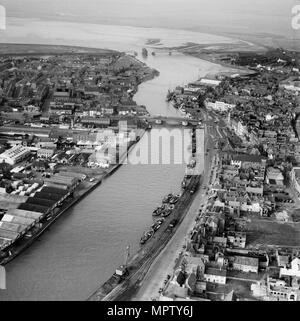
[{"xmin": 0, "ymin": 130, "xmax": 146, "ymax": 266}]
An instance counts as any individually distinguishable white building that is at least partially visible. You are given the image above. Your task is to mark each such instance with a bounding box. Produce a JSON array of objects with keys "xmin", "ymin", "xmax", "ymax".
[
  {"xmin": 266, "ymin": 167, "xmax": 284, "ymax": 185},
  {"xmin": 37, "ymin": 148, "xmax": 55, "ymax": 159},
  {"xmin": 206, "ymin": 101, "xmax": 236, "ymax": 112},
  {"xmin": 280, "ymin": 257, "xmax": 300, "ymax": 278},
  {"xmin": 0, "ymin": 146, "xmax": 31, "ymax": 165},
  {"xmin": 233, "ymin": 256, "xmax": 259, "ymax": 273},
  {"xmin": 204, "ymin": 267, "xmax": 227, "ymax": 284},
  {"xmin": 199, "ymin": 78, "xmax": 221, "ymax": 87}
]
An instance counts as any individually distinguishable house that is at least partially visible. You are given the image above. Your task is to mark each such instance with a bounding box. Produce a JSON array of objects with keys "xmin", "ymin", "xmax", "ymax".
[
  {"xmin": 233, "ymin": 256, "xmax": 259, "ymax": 273},
  {"xmin": 227, "ymin": 232, "xmax": 246, "ymax": 248},
  {"xmin": 32, "ymin": 160, "xmax": 49, "ymax": 172},
  {"xmin": 37, "ymin": 148, "xmax": 55, "ymax": 159},
  {"xmin": 204, "ymin": 266, "xmax": 227, "ymax": 285},
  {"xmin": 280, "ymin": 257, "xmax": 300, "ymax": 278},
  {"xmin": 183, "ymin": 256, "xmax": 206, "ymax": 278},
  {"xmin": 231, "ymin": 154, "xmax": 266, "ymax": 170},
  {"xmin": 276, "ymin": 252, "xmax": 290, "ymax": 268},
  {"xmin": 266, "ymin": 167, "xmax": 284, "ymax": 186},
  {"xmin": 212, "ymin": 236, "xmax": 227, "ymax": 249}
]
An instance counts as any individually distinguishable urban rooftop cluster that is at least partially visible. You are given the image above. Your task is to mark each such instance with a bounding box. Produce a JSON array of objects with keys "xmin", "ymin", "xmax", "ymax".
[{"xmin": 158, "ymin": 49, "xmax": 300, "ymax": 301}]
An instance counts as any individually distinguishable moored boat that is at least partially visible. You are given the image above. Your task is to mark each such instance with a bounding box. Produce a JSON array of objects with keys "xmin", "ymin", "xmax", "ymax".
[
  {"xmin": 161, "ymin": 209, "xmax": 172, "ymax": 217},
  {"xmin": 162, "ymin": 193, "xmax": 173, "ymax": 203},
  {"xmin": 140, "ymin": 229, "xmax": 154, "ymax": 244},
  {"xmin": 169, "ymin": 194, "xmax": 180, "ymax": 204}
]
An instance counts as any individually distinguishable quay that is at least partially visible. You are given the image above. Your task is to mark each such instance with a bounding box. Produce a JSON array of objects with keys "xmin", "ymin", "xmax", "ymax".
[
  {"xmin": 88, "ymin": 125, "xmax": 206, "ymax": 301},
  {"xmin": 87, "ymin": 174, "xmax": 202, "ymax": 301}
]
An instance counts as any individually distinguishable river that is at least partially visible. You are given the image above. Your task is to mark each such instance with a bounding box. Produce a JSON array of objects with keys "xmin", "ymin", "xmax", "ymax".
[{"xmin": 0, "ymin": 22, "xmax": 235, "ymax": 301}]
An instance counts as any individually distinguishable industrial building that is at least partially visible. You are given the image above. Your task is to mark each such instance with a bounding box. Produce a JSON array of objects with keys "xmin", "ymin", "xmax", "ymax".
[{"xmin": 0, "ymin": 145, "xmax": 31, "ymax": 165}]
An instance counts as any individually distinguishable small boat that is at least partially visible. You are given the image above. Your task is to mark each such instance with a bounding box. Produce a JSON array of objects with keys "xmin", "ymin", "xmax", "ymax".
[
  {"xmin": 153, "ymin": 205, "xmax": 166, "ymax": 216},
  {"xmin": 155, "ymin": 218, "xmax": 165, "ymax": 225},
  {"xmin": 163, "ymin": 193, "xmax": 173, "ymax": 203},
  {"xmin": 161, "ymin": 209, "xmax": 172, "ymax": 217},
  {"xmin": 140, "ymin": 229, "xmax": 154, "ymax": 244},
  {"xmin": 151, "ymin": 222, "xmax": 161, "ymax": 232},
  {"xmin": 153, "ymin": 208, "xmax": 162, "ymax": 216},
  {"xmin": 169, "ymin": 195, "xmax": 180, "ymax": 204}
]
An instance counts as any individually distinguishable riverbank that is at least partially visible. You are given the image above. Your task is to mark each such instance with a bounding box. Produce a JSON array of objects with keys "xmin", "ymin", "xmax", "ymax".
[
  {"xmin": 88, "ymin": 174, "xmax": 202, "ymax": 301},
  {"xmin": 0, "ymin": 131, "xmax": 145, "ymax": 266}
]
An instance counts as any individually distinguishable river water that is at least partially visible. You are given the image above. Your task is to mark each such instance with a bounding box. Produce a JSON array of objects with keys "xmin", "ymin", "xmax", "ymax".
[{"xmin": 0, "ymin": 22, "xmax": 234, "ymax": 301}]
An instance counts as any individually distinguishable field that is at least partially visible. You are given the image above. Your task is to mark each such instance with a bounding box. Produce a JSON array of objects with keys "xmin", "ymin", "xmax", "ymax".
[{"xmin": 245, "ymin": 218, "xmax": 300, "ymax": 248}]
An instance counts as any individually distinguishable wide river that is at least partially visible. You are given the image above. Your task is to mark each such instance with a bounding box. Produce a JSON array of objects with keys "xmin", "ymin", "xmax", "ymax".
[{"xmin": 0, "ymin": 21, "xmax": 236, "ymax": 300}]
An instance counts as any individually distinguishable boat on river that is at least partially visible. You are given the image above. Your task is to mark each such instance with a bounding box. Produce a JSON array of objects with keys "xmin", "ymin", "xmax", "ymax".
[{"xmin": 140, "ymin": 229, "xmax": 154, "ymax": 245}]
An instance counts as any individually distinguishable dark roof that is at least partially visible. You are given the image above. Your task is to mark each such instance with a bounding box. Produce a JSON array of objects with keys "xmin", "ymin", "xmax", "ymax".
[
  {"xmin": 232, "ymin": 154, "xmax": 266, "ymax": 163},
  {"xmin": 26, "ymin": 197, "xmax": 56, "ymax": 208},
  {"xmin": 234, "ymin": 256, "xmax": 259, "ymax": 267},
  {"xmin": 34, "ymin": 192, "xmax": 62, "ymax": 202},
  {"xmin": 18, "ymin": 203, "xmax": 49, "ymax": 214},
  {"xmin": 205, "ymin": 267, "xmax": 227, "ymax": 277},
  {"xmin": 40, "ymin": 186, "xmax": 68, "ymax": 196}
]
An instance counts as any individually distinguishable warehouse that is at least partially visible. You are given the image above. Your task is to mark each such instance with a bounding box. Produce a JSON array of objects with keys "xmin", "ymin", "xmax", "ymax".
[
  {"xmin": 5, "ymin": 208, "xmax": 43, "ymax": 222},
  {"xmin": 26, "ymin": 197, "xmax": 56, "ymax": 210},
  {"xmin": 0, "ymin": 145, "xmax": 31, "ymax": 165},
  {"xmin": 18, "ymin": 203, "xmax": 49, "ymax": 214}
]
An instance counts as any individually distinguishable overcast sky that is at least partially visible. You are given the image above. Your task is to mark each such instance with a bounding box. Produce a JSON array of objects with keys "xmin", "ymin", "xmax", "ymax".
[{"xmin": 1, "ymin": 0, "xmax": 299, "ymax": 36}]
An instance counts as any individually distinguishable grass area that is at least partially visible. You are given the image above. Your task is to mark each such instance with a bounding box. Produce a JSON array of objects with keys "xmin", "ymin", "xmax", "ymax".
[{"xmin": 245, "ymin": 218, "xmax": 300, "ymax": 247}]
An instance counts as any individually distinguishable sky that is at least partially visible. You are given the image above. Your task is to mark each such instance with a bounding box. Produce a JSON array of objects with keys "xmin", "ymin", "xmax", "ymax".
[{"xmin": 1, "ymin": 0, "xmax": 299, "ymax": 37}]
